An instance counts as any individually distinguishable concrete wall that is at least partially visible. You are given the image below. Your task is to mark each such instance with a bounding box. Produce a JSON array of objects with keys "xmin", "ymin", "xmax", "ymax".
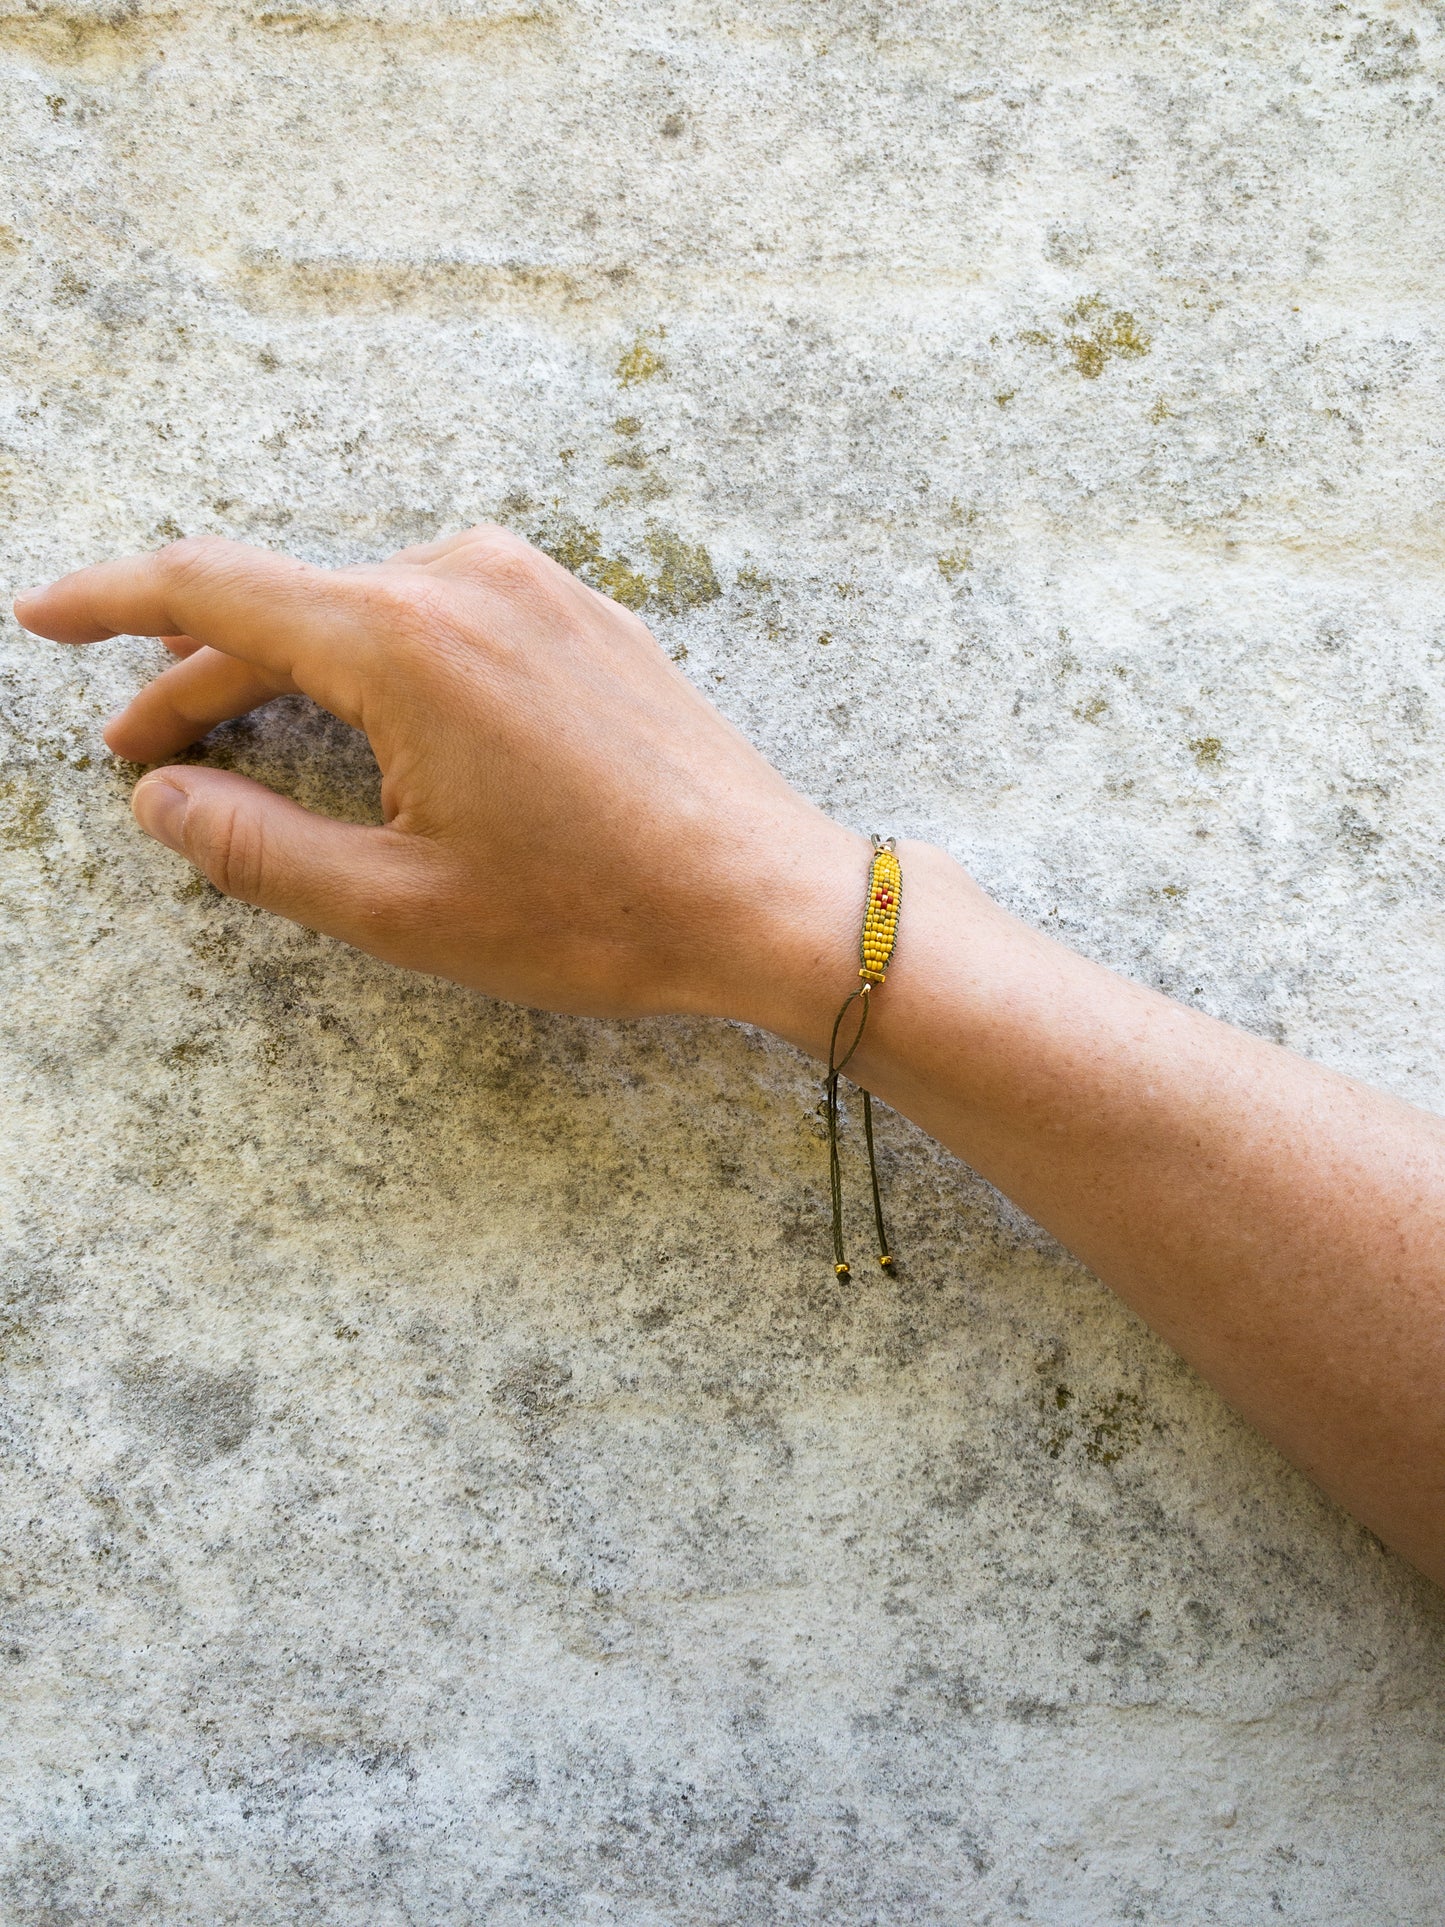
[{"xmin": 3, "ymin": 2, "xmax": 1445, "ymax": 1919}]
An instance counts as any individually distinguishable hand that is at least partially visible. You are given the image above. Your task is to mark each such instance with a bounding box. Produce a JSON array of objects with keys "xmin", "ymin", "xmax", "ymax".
[{"xmin": 15, "ymin": 528, "xmax": 868, "ymax": 1033}]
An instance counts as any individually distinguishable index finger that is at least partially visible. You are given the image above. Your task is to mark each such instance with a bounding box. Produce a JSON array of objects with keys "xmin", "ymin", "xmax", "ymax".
[{"xmin": 13, "ymin": 535, "xmax": 379, "ymax": 700}]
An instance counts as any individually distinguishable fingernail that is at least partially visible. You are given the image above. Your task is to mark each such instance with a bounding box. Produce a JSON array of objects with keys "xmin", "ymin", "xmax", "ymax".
[{"xmin": 132, "ymin": 775, "xmax": 188, "ymax": 853}]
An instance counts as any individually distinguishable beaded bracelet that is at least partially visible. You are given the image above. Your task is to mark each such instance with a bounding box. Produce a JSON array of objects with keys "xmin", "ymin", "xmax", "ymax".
[{"xmin": 824, "ymin": 836, "xmax": 901, "ymax": 1278}]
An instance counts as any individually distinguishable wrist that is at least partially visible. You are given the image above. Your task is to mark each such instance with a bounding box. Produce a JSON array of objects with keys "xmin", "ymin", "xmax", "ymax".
[
  {"xmin": 767, "ymin": 835, "xmax": 1017, "ymax": 1091},
  {"xmin": 685, "ymin": 810, "xmax": 868, "ymax": 1044},
  {"xmin": 714, "ymin": 827, "xmax": 994, "ymax": 1065}
]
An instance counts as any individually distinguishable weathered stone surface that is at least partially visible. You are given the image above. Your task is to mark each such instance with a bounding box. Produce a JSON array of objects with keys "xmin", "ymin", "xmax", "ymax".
[{"xmin": 3, "ymin": 3, "xmax": 1445, "ymax": 1920}]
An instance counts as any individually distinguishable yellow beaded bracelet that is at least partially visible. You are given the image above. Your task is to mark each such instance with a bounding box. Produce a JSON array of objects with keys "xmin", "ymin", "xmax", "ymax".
[
  {"xmin": 825, "ymin": 836, "xmax": 901, "ymax": 1279},
  {"xmin": 859, "ymin": 842, "xmax": 902, "ymax": 986}
]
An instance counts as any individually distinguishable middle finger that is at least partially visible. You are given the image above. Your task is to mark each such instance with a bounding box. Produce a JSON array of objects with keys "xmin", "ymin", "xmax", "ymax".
[{"xmin": 104, "ymin": 646, "xmax": 296, "ymax": 763}]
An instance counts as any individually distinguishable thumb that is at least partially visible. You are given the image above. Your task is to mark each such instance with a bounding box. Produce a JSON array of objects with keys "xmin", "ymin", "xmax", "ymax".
[{"xmin": 131, "ymin": 766, "xmax": 443, "ymax": 964}]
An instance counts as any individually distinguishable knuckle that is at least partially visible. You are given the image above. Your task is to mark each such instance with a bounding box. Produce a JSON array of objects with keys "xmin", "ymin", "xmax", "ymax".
[
  {"xmin": 155, "ymin": 533, "xmax": 234, "ymax": 588},
  {"xmin": 197, "ymin": 799, "xmax": 268, "ymax": 904},
  {"xmin": 456, "ymin": 520, "xmax": 522, "ymax": 561},
  {"xmin": 464, "ymin": 529, "xmax": 554, "ymax": 600}
]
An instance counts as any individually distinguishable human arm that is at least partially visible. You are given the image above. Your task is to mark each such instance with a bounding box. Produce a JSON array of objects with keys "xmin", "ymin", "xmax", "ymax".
[{"xmin": 15, "ymin": 528, "xmax": 1445, "ymax": 1585}]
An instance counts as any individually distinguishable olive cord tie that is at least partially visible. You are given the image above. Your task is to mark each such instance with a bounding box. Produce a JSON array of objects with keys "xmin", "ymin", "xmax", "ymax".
[
  {"xmin": 824, "ymin": 837, "xmax": 901, "ymax": 1279},
  {"xmin": 825, "ymin": 984, "xmax": 893, "ymax": 1278}
]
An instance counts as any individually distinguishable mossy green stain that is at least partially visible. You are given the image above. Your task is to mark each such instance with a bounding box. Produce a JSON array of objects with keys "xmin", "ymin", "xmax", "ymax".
[
  {"xmin": 1043, "ymin": 1386, "xmax": 1152, "ymax": 1465},
  {"xmin": 592, "ymin": 554, "xmax": 651, "ymax": 610},
  {"xmin": 1067, "ymin": 308, "xmax": 1151, "ymax": 379},
  {"xmin": 532, "ymin": 513, "xmax": 605, "ymax": 577},
  {"xmin": 615, "ymin": 331, "xmax": 667, "ymax": 387},
  {"xmin": 0, "ymin": 773, "xmax": 51, "ymax": 851},
  {"xmin": 1080, "ymin": 1391, "xmax": 1150, "ymax": 1467},
  {"xmin": 1021, "ymin": 300, "xmax": 1151, "ymax": 379},
  {"xmin": 645, "ymin": 526, "xmax": 720, "ymax": 615},
  {"xmin": 531, "ymin": 513, "xmax": 716, "ymax": 615},
  {"xmin": 166, "ymin": 1037, "xmax": 215, "ymax": 1068}
]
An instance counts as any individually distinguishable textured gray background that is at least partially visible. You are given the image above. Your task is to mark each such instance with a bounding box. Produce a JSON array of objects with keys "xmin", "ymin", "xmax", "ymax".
[{"xmin": 4, "ymin": 1, "xmax": 1445, "ymax": 1921}]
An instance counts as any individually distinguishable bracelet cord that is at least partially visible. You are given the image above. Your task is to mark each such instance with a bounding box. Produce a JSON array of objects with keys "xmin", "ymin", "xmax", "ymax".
[{"xmin": 825, "ymin": 839, "xmax": 900, "ymax": 1279}]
